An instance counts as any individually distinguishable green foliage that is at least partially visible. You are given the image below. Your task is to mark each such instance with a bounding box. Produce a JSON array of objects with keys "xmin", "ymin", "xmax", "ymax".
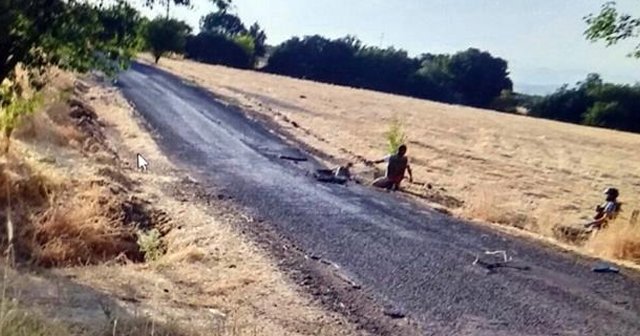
[
  {"xmin": 185, "ymin": 32, "xmax": 254, "ymax": 68},
  {"xmin": 266, "ymin": 36, "xmax": 512, "ymax": 108},
  {"xmin": 265, "ymin": 35, "xmax": 362, "ymax": 85},
  {"xmin": 530, "ymin": 73, "xmax": 640, "ymax": 133},
  {"xmin": 234, "ymin": 34, "xmax": 256, "ymax": 58},
  {"xmin": 446, "ymin": 48, "xmax": 513, "ymax": 107},
  {"xmin": 200, "ymin": 11, "xmax": 246, "ymax": 36},
  {"xmin": 137, "ymin": 229, "xmax": 164, "ymax": 262},
  {"xmin": 248, "ymin": 22, "xmax": 268, "ymax": 58},
  {"xmin": 585, "ymin": 1, "xmax": 640, "ymax": 58},
  {"xmin": 185, "ymin": 9, "xmax": 265, "ymax": 68},
  {"xmin": 1, "ymin": 0, "xmax": 146, "ymax": 150},
  {"xmin": 385, "ymin": 118, "xmax": 406, "ymax": 154},
  {"xmin": 0, "ymin": 85, "xmax": 43, "ymax": 139},
  {"xmin": 583, "ymin": 101, "xmax": 625, "ymax": 126},
  {"xmin": 145, "ymin": 17, "xmax": 191, "ymax": 63}
]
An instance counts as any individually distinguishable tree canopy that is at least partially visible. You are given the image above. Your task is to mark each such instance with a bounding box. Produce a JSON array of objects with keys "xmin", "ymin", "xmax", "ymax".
[
  {"xmin": 529, "ymin": 73, "xmax": 640, "ymax": 132},
  {"xmin": 185, "ymin": 8, "xmax": 265, "ymax": 68},
  {"xmin": 146, "ymin": 17, "xmax": 192, "ymax": 63},
  {"xmin": 1, "ymin": 0, "xmax": 147, "ymax": 150},
  {"xmin": 585, "ymin": 1, "xmax": 640, "ymax": 58},
  {"xmin": 264, "ymin": 36, "xmax": 513, "ymax": 108}
]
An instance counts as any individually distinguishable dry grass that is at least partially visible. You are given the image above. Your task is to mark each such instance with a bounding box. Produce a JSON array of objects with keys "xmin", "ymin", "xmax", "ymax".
[
  {"xmin": 2, "ymin": 71, "xmax": 363, "ymax": 336},
  {"xmin": 1, "ymin": 77, "xmax": 155, "ymax": 267},
  {"xmin": 0, "ymin": 301, "xmax": 70, "ymax": 336},
  {"xmin": 584, "ymin": 222, "xmax": 640, "ymax": 263},
  {"xmin": 31, "ymin": 184, "xmax": 143, "ymax": 266},
  {"xmin": 147, "ymin": 56, "xmax": 640, "ymax": 264}
]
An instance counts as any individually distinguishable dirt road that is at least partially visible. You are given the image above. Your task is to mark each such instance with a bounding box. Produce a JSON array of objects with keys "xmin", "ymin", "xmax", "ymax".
[{"xmin": 118, "ymin": 63, "xmax": 640, "ymax": 336}]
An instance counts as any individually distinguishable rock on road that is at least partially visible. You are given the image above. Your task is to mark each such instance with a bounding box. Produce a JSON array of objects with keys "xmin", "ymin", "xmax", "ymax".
[{"xmin": 118, "ymin": 63, "xmax": 640, "ymax": 336}]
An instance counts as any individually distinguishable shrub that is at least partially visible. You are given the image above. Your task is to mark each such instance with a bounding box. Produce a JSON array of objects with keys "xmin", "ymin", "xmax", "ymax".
[
  {"xmin": 137, "ymin": 229, "xmax": 163, "ymax": 262},
  {"xmin": 385, "ymin": 117, "xmax": 406, "ymax": 154}
]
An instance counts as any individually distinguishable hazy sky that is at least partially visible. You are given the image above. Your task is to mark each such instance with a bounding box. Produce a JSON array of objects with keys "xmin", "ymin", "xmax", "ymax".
[{"xmin": 139, "ymin": 0, "xmax": 640, "ymax": 94}]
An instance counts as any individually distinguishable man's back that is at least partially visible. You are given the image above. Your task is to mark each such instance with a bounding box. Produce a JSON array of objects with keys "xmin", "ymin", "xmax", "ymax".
[{"xmin": 386, "ymin": 154, "xmax": 408, "ymax": 179}]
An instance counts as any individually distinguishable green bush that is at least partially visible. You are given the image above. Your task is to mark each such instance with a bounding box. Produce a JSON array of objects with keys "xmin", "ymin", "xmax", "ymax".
[
  {"xmin": 136, "ymin": 229, "xmax": 164, "ymax": 262},
  {"xmin": 385, "ymin": 118, "xmax": 406, "ymax": 154}
]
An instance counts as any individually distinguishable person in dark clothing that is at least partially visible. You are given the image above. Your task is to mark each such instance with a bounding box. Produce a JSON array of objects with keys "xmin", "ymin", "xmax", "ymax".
[{"xmin": 371, "ymin": 144, "xmax": 413, "ymax": 191}]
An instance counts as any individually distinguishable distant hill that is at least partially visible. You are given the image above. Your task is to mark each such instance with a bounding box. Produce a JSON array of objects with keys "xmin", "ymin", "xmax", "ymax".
[{"xmin": 514, "ymin": 83, "xmax": 559, "ymax": 96}]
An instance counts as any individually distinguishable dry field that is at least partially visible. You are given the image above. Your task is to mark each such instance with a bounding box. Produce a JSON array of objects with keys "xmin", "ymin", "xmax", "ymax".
[
  {"xmin": 147, "ymin": 56, "xmax": 640, "ymax": 264},
  {"xmin": 0, "ymin": 71, "xmax": 364, "ymax": 335}
]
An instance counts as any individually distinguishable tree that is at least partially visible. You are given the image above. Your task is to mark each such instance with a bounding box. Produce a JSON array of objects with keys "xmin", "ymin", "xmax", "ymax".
[
  {"xmin": 446, "ymin": 48, "xmax": 513, "ymax": 108},
  {"xmin": 145, "ymin": 17, "xmax": 191, "ymax": 63},
  {"xmin": 1, "ymin": 0, "xmax": 145, "ymax": 151},
  {"xmin": 200, "ymin": 11, "xmax": 247, "ymax": 36},
  {"xmin": 353, "ymin": 46, "xmax": 418, "ymax": 93},
  {"xmin": 266, "ymin": 35, "xmax": 362, "ymax": 85},
  {"xmin": 248, "ymin": 23, "xmax": 268, "ymax": 58},
  {"xmin": 185, "ymin": 32, "xmax": 253, "ymax": 69},
  {"xmin": 234, "ymin": 34, "xmax": 256, "ymax": 58},
  {"xmin": 585, "ymin": 1, "xmax": 640, "ymax": 58},
  {"xmin": 529, "ymin": 73, "xmax": 640, "ymax": 133}
]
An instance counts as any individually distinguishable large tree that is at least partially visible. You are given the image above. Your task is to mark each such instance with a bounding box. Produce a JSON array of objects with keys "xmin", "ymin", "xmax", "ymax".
[
  {"xmin": 1, "ymin": 0, "xmax": 144, "ymax": 150},
  {"xmin": 585, "ymin": 1, "xmax": 640, "ymax": 58},
  {"xmin": 146, "ymin": 17, "xmax": 191, "ymax": 63},
  {"xmin": 200, "ymin": 11, "xmax": 247, "ymax": 36},
  {"xmin": 446, "ymin": 48, "xmax": 513, "ymax": 108}
]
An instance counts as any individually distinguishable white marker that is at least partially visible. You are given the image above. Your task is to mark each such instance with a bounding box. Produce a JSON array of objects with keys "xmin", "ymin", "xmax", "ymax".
[{"xmin": 137, "ymin": 153, "xmax": 149, "ymax": 172}]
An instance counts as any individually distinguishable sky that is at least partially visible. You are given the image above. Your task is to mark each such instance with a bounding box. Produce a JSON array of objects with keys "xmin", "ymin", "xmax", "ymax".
[{"xmin": 137, "ymin": 0, "xmax": 640, "ymax": 95}]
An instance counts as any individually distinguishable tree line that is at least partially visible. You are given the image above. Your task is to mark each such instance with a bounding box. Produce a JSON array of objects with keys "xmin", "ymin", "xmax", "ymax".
[
  {"xmin": 144, "ymin": 8, "xmax": 514, "ymax": 109},
  {"xmin": 145, "ymin": 5, "xmax": 639, "ymax": 135},
  {"xmin": 528, "ymin": 74, "xmax": 640, "ymax": 133},
  {"xmin": 4, "ymin": 0, "xmax": 638, "ymax": 144}
]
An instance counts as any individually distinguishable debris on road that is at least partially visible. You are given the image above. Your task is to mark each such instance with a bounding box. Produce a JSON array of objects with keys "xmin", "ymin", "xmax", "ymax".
[
  {"xmin": 472, "ymin": 250, "xmax": 530, "ymax": 273},
  {"xmin": 279, "ymin": 155, "xmax": 308, "ymax": 162},
  {"xmin": 313, "ymin": 169, "xmax": 348, "ymax": 185},
  {"xmin": 383, "ymin": 305, "xmax": 406, "ymax": 319},
  {"xmin": 593, "ymin": 262, "xmax": 620, "ymax": 274}
]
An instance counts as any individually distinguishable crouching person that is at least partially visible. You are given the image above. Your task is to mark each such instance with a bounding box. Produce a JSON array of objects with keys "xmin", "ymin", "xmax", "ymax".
[
  {"xmin": 584, "ymin": 187, "xmax": 622, "ymax": 231},
  {"xmin": 370, "ymin": 144, "xmax": 413, "ymax": 191}
]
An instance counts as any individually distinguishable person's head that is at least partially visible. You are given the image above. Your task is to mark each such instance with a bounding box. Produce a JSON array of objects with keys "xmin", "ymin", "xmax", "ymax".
[
  {"xmin": 397, "ymin": 144, "xmax": 407, "ymax": 157},
  {"xmin": 604, "ymin": 187, "xmax": 619, "ymax": 201}
]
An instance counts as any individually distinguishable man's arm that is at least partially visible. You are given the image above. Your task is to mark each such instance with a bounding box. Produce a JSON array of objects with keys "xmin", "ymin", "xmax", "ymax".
[
  {"xmin": 371, "ymin": 155, "xmax": 391, "ymax": 164},
  {"xmin": 407, "ymin": 165, "xmax": 413, "ymax": 183}
]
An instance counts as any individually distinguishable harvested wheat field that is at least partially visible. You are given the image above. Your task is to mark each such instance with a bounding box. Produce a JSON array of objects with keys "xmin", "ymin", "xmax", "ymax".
[{"xmin": 147, "ymin": 56, "xmax": 640, "ymax": 264}]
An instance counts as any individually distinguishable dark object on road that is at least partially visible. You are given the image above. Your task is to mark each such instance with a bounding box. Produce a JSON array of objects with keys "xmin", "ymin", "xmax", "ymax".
[
  {"xmin": 383, "ymin": 305, "xmax": 406, "ymax": 319},
  {"xmin": 313, "ymin": 163, "xmax": 353, "ymax": 185},
  {"xmin": 593, "ymin": 262, "xmax": 620, "ymax": 274},
  {"xmin": 314, "ymin": 169, "xmax": 348, "ymax": 185},
  {"xmin": 279, "ymin": 155, "xmax": 308, "ymax": 162}
]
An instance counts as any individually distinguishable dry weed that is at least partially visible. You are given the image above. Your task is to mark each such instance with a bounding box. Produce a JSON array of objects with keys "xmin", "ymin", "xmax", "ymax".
[
  {"xmin": 160, "ymin": 244, "xmax": 206, "ymax": 265},
  {"xmin": 13, "ymin": 103, "xmax": 85, "ymax": 147},
  {"xmin": 0, "ymin": 301, "xmax": 70, "ymax": 336},
  {"xmin": 462, "ymin": 185, "xmax": 528, "ymax": 227},
  {"xmin": 584, "ymin": 222, "xmax": 640, "ymax": 263},
  {"xmin": 32, "ymin": 185, "xmax": 143, "ymax": 266},
  {"xmin": 92, "ymin": 317, "xmax": 197, "ymax": 336}
]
